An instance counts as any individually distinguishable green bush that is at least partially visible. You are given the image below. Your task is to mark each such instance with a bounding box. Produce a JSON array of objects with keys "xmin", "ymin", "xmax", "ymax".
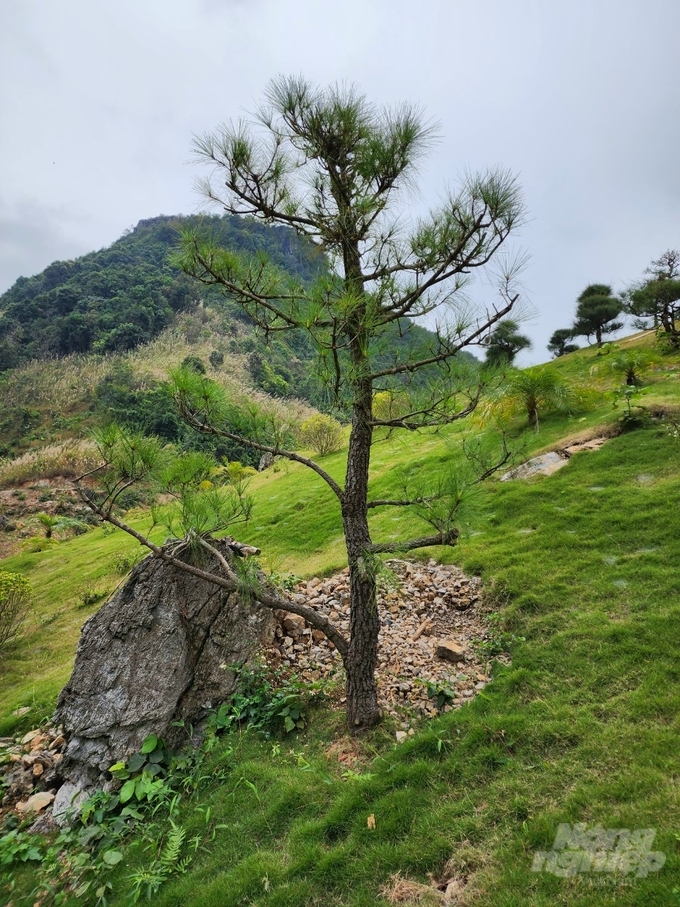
[
  {"xmin": 299, "ymin": 414, "xmax": 343, "ymax": 455},
  {"xmin": 180, "ymin": 355, "xmax": 207, "ymax": 375},
  {"xmin": 0, "ymin": 571, "xmax": 31, "ymax": 653}
]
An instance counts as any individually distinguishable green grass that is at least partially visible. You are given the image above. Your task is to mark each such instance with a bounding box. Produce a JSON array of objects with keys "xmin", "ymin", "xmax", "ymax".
[{"xmin": 2, "ymin": 336, "xmax": 680, "ymax": 904}]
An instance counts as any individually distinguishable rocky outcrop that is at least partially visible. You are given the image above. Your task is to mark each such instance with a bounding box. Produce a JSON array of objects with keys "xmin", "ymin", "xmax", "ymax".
[{"xmin": 54, "ymin": 539, "xmax": 274, "ymax": 803}]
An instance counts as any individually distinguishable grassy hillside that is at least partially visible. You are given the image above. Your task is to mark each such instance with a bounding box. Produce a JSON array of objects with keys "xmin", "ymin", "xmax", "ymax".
[{"xmin": 2, "ymin": 337, "xmax": 680, "ymax": 905}]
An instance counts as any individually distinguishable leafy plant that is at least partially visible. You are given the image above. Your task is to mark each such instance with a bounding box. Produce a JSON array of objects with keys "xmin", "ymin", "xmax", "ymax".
[
  {"xmin": 127, "ymin": 820, "xmax": 191, "ymax": 903},
  {"xmin": 612, "ymin": 385, "xmax": 650, "ymax": 430},
  {"xmin": 0, "ymin": 570, "xmax": 31, "ymax": 653},
  {"xmin": 212, "ymin": 664, "xmax": 323, "ymax": 737},
  {"xmin": 425, "ymin": 680, "xmax": 458, "ymax": 712},
  {"xmin": 109, "ymin": 735, "xmax": 173, "ymax": 804},
  {"xmin": 111, "ymin": 550, "xmax": 145, "ymax": 575}
]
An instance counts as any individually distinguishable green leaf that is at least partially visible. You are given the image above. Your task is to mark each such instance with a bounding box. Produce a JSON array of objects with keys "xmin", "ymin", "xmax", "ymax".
[
  {"xmin": 119, "ymin": 779, "xmax": 136, "ymax": 803},
  {"xmin": 121, "ymin": 806, "xmax": 143, "ymax": 820},
  {"xmin": 103, "ymin": 849, "xmax": 124, "ymax": 865},
  {"xmin": 284, "ymin": 716, "xmax": 295, "ymax": 732},
  {"xmin": 141, "ymin": 734, "xmax": 159, "ymax": 754},
  {"xmin": 127, "ymin": 752, "xmax": 147, "ymax": 772}
]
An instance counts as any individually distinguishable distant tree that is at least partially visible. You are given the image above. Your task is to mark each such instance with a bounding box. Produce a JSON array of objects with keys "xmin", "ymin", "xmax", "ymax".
[
  {"xmin": 646, "ymin": 249, "xmax": 680, "ymax": 281},
  {"xmin": 484, "ymin": 319, "xmax": 532, "ymax": 365},
  {"xmin": 299, "ymin": 414, "xmax": 344, "ymax": 456},
  {"xmin": 547, "ymin": 328, "xmax": 579, "ymax": 358},
  {"xmin": 571, "ymin": 284, "xmax": 623, "ymax": 347},
  {"xmin": 485, "ymin": 366, "xmax": 579, "ymax": 432},
  {"xmin": 209, "ymin": 350, "xmax": 224, "ymax": 370},
  {"xmin": 624, "ymin": 250, "xmax": 680, "ymax": 346}
]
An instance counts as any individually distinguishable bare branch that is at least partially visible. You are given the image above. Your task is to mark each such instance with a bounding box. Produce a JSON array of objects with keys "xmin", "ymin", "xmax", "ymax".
[
  {"xmin": 369, "ymin": 528, "xmax": 459, "ymax": 554},
  {"xmin": 177, "ymin": 406, "xmax": 344, "ymax": 501}
]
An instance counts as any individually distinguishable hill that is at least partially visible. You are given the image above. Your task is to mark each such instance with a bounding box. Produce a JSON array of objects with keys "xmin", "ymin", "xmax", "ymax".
[
  {"xmin": 0, "ymin": 214, "xmax": 453, "ymax": 460},
  {"xmin": 1, "ymin": 334, "xmax": 679, "ymax": 904},
  {"xmin": 0, "ymin": 214, "xmax": 326, "ymax": 370}
]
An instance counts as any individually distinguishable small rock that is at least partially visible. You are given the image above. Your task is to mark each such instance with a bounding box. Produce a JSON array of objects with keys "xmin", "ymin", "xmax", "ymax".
[
  {"xmin": 395, "ymin": 731, "xmax": 408, "ymax": 743},
  {"xmin": 435, "ymin": 641, "xmax": 466, "ymax": 664},
  {"xmin": 16, "ymin": 791, "xmax": 55, "ymax": 814},
  {"xmin": 282, "ymin": 614, "xmax": 306, "ymax": 637}
]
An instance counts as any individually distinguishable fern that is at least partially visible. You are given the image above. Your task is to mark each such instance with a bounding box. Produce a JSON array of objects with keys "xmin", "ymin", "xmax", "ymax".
[
  {"xmin": 127, "ymin": 822, "xmax": 191, "ymax": 902},
  {"xmin": 159, "ymin": 821, "xmax": 186, "ymax": 872}
]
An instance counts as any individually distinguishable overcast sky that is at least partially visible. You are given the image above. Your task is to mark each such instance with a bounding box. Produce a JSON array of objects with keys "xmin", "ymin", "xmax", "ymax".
[{"xmin": 1, "ymin": 0, "xmax": 678, "ymax": 363}]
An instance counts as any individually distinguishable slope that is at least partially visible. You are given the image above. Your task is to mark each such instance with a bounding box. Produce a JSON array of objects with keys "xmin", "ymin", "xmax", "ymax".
[{"xmin": 1, "ymin": 336, "xmax": 680, "ymax": 905}]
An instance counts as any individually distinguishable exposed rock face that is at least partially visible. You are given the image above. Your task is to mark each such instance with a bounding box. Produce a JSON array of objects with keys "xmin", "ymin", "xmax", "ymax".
[{"xmin": 54, "ymin": 539, "xmax": 274, "ymax": 798}]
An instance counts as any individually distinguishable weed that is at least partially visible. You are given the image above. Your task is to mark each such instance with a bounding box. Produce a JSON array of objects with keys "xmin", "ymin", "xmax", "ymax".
[
  {"xmin": 111, "ymin": 550, "xmax": 144, "ymax": 575},
  {"xmin": 424, "ymin": 679, "xmax": 458, "ymax": 712},
  {"xmin": 471, "ymin": 613, "xmax": 525, "ymax": 657},
  {"xmin": 77, "ymin": 587, "xmax": 110, "ymax": 608},
  {"xmin": 211, "ymin": 663, "xmax": 325, "ymax": 737}
]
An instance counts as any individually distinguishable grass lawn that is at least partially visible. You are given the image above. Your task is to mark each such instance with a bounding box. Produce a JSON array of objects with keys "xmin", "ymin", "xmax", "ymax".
[{"xmin": 2, "ymin": 338, "xmax": 680, "ymax": 904}]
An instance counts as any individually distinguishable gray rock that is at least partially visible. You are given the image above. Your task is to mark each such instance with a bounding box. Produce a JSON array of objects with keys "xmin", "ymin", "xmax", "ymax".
[
  {"xmin": 54, "ymin": 539, "xmax": 274, "ymax": 791},
  {"xmin": 52, "ymin": 781, "xmax": 89, "ymax": 825},
  {"xmin": 501, "ymin": 451, "xmax": 568, "ymax": 481}
]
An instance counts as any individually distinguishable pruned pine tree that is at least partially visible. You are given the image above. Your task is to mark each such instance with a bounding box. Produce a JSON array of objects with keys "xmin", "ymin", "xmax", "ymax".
[
  {"xmin": 571, "ymin": 284, "xmax": 623, "ymax": 347},
  {"xmin": 547, "ymin": 328, "xmax": 579, "ymax": 358},
  {"xmin": 484, "ymin": 319, "xmax": 532, "ymax": 365},
  {"xmin": 89, "ymin": 78, "xmax": 526, "ymax": 733},
  {"xmin": 624, "ymin": 250, "xmax": 680, "ymax": 345}
]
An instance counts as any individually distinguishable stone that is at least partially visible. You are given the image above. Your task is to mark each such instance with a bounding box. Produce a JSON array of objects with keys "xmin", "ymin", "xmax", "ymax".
[
  {"xmin": 16, "ymin": 791, "xmax": 54, "ymax": 814},
  {"xmin": 501, "ymin": 451, "xmax": 568, "ymax": 481},
  {"xmin": 52, "ymin": 782, "xmax": 89, "ymax": 825},
  {"xmin": 395, "ymin": 731, "xmax": 408, "ymax": 743},
  {"xmin": 435, "ymin": 641, "xmax": 466, "ymax": 664},
  {"xmin": 282, "ymin": 613, "xmax": 306, "ymax": 637},
  {"xmin": 258, "ymin": 452, "xmax": 274, "ymax": 471},
  {"xmin": 54, "ymin": 539, "xmax": 274, "ymax": 793}
]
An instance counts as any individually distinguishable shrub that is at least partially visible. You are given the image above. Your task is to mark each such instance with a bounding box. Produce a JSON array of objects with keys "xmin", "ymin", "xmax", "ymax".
[
  {"xmin": 299, "ymin": 414, "xmax": 343, "ymax": 455},
  {"xmin": 209, "ymin": 350, "xmax": 224, "ymax": 369},
  {"xmin": 0, "ymin": 571, "xmax": 31, "ymax": 652},
  {"xmin": 181, "ymin": 355, "xmax": 207, "ymax": 375}
]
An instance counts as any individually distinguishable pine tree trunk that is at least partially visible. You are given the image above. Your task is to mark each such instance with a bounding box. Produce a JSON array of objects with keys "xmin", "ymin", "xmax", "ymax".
[
  {"xmin": 338, "ymin": 235, "xmax": 382, "ymax": 732},
  {"xmin": 342, "ymin": 369, "xmax": 381, "ymax": 732}
]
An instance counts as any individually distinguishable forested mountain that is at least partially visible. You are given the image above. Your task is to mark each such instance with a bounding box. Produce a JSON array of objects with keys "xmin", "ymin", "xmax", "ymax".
[
  {"xmin": 0, "ymin": 215, "xmax": 326, "ymax": 371},
  {"xmin": 0, "ymin": 214, "xmax": 468, "ymax": 407}
]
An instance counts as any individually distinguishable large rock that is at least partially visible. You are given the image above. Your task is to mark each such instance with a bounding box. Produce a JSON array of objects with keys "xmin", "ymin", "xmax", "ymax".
[{"xmin": 54, "ymin": 539, "xmax": 274, "ymax": 794}]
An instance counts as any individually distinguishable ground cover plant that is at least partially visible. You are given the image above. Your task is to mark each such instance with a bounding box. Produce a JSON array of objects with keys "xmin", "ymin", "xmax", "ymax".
[{"xmin": 1, "ymin": 336, "xmax": 680, "ymax": 904}]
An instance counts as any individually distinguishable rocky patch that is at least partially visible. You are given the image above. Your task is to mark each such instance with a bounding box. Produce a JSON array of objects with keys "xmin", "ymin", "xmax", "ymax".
[
  {"xmin": 0, "ymin": 724, "xmax": 65, "ymax": 823},
  {"xmin": 267, "ymin": 559, "xmax": 501, "ymax": 726}
]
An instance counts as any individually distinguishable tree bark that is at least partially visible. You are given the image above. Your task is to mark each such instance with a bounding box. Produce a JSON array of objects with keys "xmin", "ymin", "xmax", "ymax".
[{"xmin": 341, "ymin": 373, "xmax": 382, "ymax": 732}]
